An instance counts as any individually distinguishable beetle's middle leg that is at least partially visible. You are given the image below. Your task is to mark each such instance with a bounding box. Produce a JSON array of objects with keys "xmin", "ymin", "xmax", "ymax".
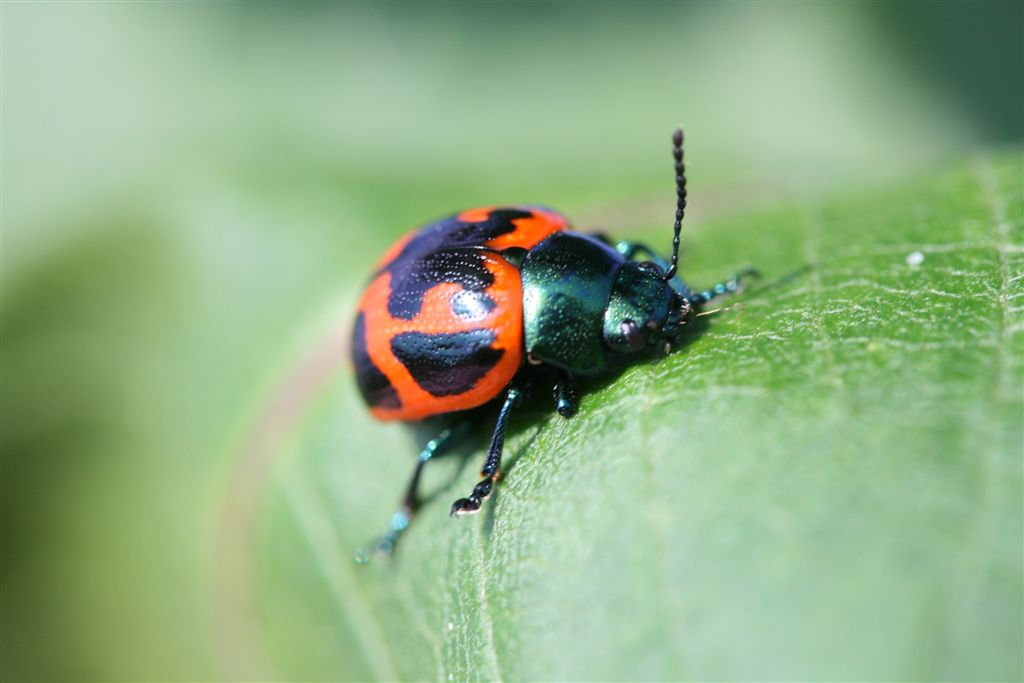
[
  {"xmin": 588, "ymin": 233, "xmax": 662, "ymax": 260},
  {"xmin": 450, "ymin": 385, "xmax": 522, "ymax": 516},
  {"xmin": 613, "ymin": 239, "xmax": 664, "ymax": 263},
  {"xmin": 590, "ymin": 234, "xmax": 679, "ymax": 273}
]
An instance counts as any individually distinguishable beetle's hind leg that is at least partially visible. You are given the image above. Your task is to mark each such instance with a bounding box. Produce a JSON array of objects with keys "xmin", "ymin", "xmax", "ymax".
[
  {"xmin": 687, "ymin": 267, "xmax": 761, "ymax": 306},
  {"xmin": 450, "ymin": 386, "xmax": 522, "ymax": 516},
  {"xmin": 355, "ymin": 420, "xmax": 472, "ymax": 562}
]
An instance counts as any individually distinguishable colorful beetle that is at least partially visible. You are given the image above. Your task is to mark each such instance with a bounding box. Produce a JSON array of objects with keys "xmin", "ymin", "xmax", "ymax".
[{"xmin": 352, "ymin": 128, "xmax": 755, "ymax": 560}]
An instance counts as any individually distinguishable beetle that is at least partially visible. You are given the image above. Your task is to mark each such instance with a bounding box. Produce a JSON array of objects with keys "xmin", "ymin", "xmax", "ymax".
[{"xmin": 352, "ymin": 128, "xmax": 756, "ymax": 560}]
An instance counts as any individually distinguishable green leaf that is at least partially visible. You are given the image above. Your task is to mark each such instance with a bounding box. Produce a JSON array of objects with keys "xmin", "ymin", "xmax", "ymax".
[{"xmin": 223, "ymin": 154, "xmax": 1022, "ymax": 681}]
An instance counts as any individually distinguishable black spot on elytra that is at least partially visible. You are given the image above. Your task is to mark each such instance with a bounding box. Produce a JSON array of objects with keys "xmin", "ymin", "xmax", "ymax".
[
  {"xmin": 381, "ymin": 208, "xmax": 535, "ymax": 320},
  {"xmin": 387, "ymin": 249, "xmax": 494, "ymax": 320},
  {"xmin": 351, "ymin": 312, "xmax": 401, "ymax": 409},
  {"xmin": 390, "ymin": 329, "xmax": 504, "ymax": 397}
]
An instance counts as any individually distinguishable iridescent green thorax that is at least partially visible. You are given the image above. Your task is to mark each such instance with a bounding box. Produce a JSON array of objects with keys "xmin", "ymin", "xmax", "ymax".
[{"xmin": 520, "ymin": 232, "xmax": 621, "ymax": 374}]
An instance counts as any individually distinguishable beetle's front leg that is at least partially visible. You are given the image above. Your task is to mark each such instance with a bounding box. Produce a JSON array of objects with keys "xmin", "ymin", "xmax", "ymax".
[
  {"xmin": 553, "ymin": 370, "xmax": 577, "ymax": 418},
  {"xmin": 450, "ymin": 386, "xmax": 523, "ymax": 516},
  {"xmin": 688, "ymin": 267, "xmax": 761, "ymax": 306}
]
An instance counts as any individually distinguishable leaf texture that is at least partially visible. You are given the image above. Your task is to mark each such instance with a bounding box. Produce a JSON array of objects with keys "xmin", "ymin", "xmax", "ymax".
[{"xmin": 231, "ymin": 155, "xmax": 1022, "ymax": 681}]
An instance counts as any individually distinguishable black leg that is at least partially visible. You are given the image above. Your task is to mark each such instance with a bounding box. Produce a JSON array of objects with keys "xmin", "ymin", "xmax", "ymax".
[
  {"xmin": 553, "ymin": 370, "xmax": 577, "ymax": 417},
  {"xmin": 687, "ymin": 267, "xmax": 761, "ymax": 306},
  {"xmin": 450, "ymin": 386, "xmax": 522, "ymax": 516},
  {"xmin": 355, "ymin": 420, "xmax": 472, "ymax": 562}
]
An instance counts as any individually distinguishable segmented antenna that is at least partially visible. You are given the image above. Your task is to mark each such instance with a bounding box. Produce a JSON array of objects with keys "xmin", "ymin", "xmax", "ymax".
[{"xmin": 663, "ymin": 126, "xmax": 687, "ymax": 281}]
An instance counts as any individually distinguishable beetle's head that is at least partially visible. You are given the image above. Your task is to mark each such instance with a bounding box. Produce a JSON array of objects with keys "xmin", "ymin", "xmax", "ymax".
[{"xmin": 601, "ymin": 261, "xmax": 694, "ymax": 358}]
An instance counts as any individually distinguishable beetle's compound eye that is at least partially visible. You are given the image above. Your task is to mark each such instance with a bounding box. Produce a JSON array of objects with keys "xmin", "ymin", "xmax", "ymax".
[{"xmin": 620, "ymin": 319, "xmax": 644, "ymax": 351}]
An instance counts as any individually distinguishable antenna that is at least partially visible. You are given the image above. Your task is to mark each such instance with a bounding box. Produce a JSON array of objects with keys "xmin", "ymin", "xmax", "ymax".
[{"xmin": 663, "ymin": 126, "xmax": 687, "ymax": 281}]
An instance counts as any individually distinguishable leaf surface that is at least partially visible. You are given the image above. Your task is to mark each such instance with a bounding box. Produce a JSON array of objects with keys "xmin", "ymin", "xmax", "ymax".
[{"xmin": 232, "ymin": 154, "xmax": 1023, "ymax": 681}]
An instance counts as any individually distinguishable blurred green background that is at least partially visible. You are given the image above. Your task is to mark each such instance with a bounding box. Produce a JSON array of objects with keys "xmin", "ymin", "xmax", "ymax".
[{"xmin": 3, "ymin": 2, "xmax": 1022, "ymax": 681}]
